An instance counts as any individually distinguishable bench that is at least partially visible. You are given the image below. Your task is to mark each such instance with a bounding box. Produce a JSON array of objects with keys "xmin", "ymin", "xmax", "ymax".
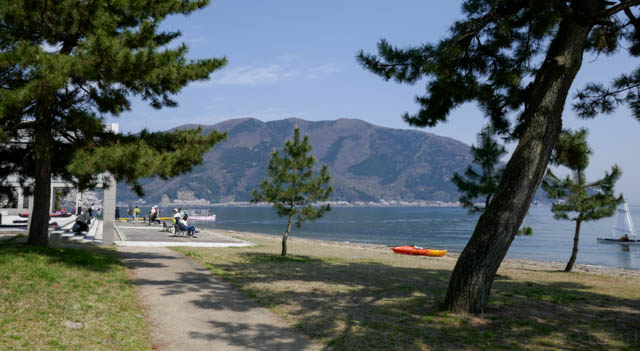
[
  {"xmin": 161, "ymin": 221, "xmax": 173, "ymax": 233},
  {"xmin": 172, "ymin": 222, "xmax": 188, "ymax": 237}
]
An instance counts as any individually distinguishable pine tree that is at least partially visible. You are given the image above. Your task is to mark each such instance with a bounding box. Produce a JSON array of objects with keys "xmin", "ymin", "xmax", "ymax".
[
  {"xmin": 252, "ymin": 128, "xmax": 333, "ymax": 256},
  {"xmin": 358, "ymin": 1, "xmax": 640, "ymax": 312},
  {"xmin": 452, "ymin": 125, "xmax": 506, "ymax": 213},
  {"xmin": 0, "ymin": 0, "xmax": 228, "ymax": 246},
  {"xmin": 542, "ymin": 129, "xmax": 621, "ymax": 272}
]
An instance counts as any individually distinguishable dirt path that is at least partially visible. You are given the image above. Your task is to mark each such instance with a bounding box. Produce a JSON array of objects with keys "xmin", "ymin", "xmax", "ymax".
[{"xmin": 118, "ymin": 246, "xmax": 323, "ymax": 351}]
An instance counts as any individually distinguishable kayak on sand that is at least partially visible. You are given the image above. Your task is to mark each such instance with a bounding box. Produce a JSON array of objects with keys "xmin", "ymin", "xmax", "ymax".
[{"xmin": 392, "ymin": 245, "xmax": 447, "ymax": 257}]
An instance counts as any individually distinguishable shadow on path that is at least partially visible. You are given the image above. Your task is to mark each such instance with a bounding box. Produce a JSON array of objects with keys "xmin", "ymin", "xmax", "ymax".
[{"xmin": 117, "ymin": 247, "xmax": 322, "ymax": 351}]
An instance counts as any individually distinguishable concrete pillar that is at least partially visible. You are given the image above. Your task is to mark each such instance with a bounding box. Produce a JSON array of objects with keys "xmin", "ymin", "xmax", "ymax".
[
  {"xmin": 101, "ymin": 122, "xmax": 119, "ymax": 245},
  {"xmin": 50, "ymin": 184, "xmax": 55, "ymax": 213},
  {"xmin": 75, "ymin": 190, "xmax": 81, "ymax": 214},
  {"xmin": 26, "ymin": 189, "xmax": 34, "ymax": 233},
  {"xmin": 16, "ymin": 187, "xmax": 23, "ymax": 210},
  {"xmin": 102, "ymin": 174, "xmax": 116, "ymax": 245}
]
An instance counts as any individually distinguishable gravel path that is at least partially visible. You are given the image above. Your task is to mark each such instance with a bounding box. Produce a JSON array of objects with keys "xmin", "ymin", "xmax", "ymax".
[{"xmin": 118, "ymin": 246, "xmax": 323, "ymax": 351}]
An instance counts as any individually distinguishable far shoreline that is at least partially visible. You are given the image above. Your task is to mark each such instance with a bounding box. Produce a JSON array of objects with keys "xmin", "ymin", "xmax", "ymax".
[{"xmin": 116, "ymin": 201, "xmax": 504, "ymax": 208}]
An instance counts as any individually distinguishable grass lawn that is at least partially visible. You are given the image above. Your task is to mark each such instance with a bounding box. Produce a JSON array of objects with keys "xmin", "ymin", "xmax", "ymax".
[
  {"xmin": 0, "ymin": 237, "xmax": 151, "ymax": 350},
  {"xmin": 175, "ymin": 232, "xmax": 640, "ymax": 351}
]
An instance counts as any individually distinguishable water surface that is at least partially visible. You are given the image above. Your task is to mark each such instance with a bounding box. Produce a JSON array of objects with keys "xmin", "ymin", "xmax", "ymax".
[{"xmin": 141, "ymin": 205, "xmax": 640, "ymax": 270}]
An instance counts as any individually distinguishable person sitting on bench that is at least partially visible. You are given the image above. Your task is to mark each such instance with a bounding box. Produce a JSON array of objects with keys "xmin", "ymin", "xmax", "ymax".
[
  {"xmin": 172, "ymin": 209, "xmax": 197, "ymax": 237},
  {"xmin": 178, "ymin": 217, "xmax": 197, "ymax": 238}
]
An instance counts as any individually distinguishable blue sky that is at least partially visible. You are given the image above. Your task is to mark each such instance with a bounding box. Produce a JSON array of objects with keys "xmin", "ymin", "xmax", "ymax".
[{"xmin": 111, "ymin": 0, "xmax": 640, "ymax": 202}]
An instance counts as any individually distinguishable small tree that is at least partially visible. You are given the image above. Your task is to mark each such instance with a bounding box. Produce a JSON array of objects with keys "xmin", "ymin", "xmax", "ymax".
[
  {"xmin": 252, "ymin": 128, "xmax": 333, "ymax": 256},
  {"xmin": 542, "ymin": 129, "xmax": 622, "ymax": 272},
  {"xmin": 452, "ymin": 125, "xmax": 507, "ymax": 213}
]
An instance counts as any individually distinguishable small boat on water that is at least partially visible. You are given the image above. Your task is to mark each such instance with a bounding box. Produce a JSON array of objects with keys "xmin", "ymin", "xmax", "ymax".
[
  {"xmin": 392, "ymin": 245, "xmax": 447, "ymax": 257},
  {"xmin": 186, "ymin": 209, "xmax": 216, "ymax": 222},
  {"xmin": 597, "ymin": 198, "xmax": 640, "ymax": 245}
]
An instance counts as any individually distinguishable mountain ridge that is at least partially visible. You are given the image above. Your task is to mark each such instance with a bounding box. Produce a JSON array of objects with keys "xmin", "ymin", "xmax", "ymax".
[{"xmin": 118, "ymin": 118, "xmax": 476, "ymax": 203}]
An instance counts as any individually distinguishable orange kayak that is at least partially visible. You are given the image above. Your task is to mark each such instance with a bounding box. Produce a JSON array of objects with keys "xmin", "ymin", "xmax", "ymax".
[{"xmin": 392, "ymin": 246, "xmax": 447, "ymax": 257}]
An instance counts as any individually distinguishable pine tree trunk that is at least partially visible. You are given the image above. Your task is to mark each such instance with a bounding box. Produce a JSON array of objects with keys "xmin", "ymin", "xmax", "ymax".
[
  {"xmin": 565, "ymin": 219, "xmax": 582, "ymax": 272},
  {"xmin": 28, "ymin": 109, "xmax": 53, "ymax": 246},
  {"xmin": 281, "ymin": 214, "xmax": 294, "ymax": 256},
  {"xmin": 443, "ymin": 7, "xmax": 597, "ymax": 313}
]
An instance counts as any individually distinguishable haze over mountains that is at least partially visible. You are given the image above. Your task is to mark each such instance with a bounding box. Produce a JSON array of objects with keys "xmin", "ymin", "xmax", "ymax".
[{"xmin": 117, "ymin": 118, "xmax": 477, "ymax": 204}]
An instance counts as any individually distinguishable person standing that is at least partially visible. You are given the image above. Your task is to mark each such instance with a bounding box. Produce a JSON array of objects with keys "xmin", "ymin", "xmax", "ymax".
[
  {"xmin": 153, "ymin": 205, "xmax": 161, "ymax": 224},
  {"xmin": 115, "ymin": 206, "xmax": 120, "ymax": 220},
  {"xmin": 133, "ymin": 205, "xmax": 140, "ymax": 222},
  {"xmin": 127, "ymin": 205, "xmax": 132, "ymax": 222}
]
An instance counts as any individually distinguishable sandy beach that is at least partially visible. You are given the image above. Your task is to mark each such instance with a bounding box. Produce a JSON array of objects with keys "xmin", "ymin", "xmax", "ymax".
[{"xmin": 215, "ymin": 229, "xmax": 640, "ymax": 277}]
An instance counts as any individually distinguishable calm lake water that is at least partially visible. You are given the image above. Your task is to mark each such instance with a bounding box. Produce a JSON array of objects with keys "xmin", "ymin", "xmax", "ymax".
[{"xmin": 139, "ymin": 205, "xmax": 640, "ymax": 270}]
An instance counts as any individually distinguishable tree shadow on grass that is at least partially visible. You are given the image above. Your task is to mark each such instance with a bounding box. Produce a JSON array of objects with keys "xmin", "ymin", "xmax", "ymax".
[
  {"xmin": 0, "ymin": 240, "xmax": 121, "ymax": 273},
  {"xmin": 196, "ymin": 252, "xmax": 640, "ymax": 351}
]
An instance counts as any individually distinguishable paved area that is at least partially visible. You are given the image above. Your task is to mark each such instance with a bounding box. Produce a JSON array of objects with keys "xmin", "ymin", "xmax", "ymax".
[
  {"xmin": 114, "ymin": 222, "xmax": 253, "ymax": 247},
  {"xmin": 118, "ymin": 246, "xmax": 323, "ymax": 351}
]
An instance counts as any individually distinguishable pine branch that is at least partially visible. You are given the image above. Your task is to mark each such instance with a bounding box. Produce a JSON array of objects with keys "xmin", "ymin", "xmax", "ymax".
[{"xmin": 598, "ymin": 0, "xmax": 640, "ymax": 19}]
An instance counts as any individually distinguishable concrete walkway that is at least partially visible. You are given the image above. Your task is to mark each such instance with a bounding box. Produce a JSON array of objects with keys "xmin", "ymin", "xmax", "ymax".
[
  {"xmin": 114, "ymin": 222, "xmax": 254, "ymax": 248},
  {"xmin": 118, "ymin": 246, "xmax": 323, "ymax": 351}
]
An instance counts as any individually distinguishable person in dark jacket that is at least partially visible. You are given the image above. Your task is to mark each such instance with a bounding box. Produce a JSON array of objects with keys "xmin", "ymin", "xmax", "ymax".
[{"xmin": 73, "ymin": 211, "xmax": 91, "ymax": 234}]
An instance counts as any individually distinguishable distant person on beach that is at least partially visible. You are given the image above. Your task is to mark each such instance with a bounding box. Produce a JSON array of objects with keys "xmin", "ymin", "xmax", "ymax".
[
  {"xmin": 620, "ymin": 234, "xmax": 630, "ymax": 242},
  {"xmin": 115, "ymin": 207, "xmax": 120, "ymax": 220},
  {"xmin": 133, "ymin": 206, "xmax": 140, "ymax": 222}
]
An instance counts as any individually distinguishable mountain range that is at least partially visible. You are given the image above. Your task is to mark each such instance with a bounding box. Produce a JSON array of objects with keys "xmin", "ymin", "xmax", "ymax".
[{"xmin": 117, "ymin": 118, "xmax": 477, "ymax": 204}]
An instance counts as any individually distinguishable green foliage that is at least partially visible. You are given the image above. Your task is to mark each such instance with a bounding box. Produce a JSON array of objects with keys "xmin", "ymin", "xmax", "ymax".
[
  {"xmin": 357, "ymin": 0, "xmax": 563, "ymax": 135},
  {"xmin": 451, "ymin": 125, "xmax": 506, "ymax": 213},
  {"xmin": 68, "ymin": 128, "xmax": 226, "ymax": 194},
  {"xmin": 516, "ymin": 226, "xmax": 533, "ymax": 235},
  {"xmin": 252, "ymin": 128, "xmax": 333, "ymax": 228},
  {"xmin": 542, "ymin": 129, "xmax": 621, "ymax": 271},
  {"xmin": 0, "ymin": 0, "xmax": 227, "ymax": 197},
  {"xmin": 543, "ymin": 129, "xmax": 622, "ymax": 223},
  {"xmin": 357, "ymin": 1, "xmax": 640, "ymax": 137}
]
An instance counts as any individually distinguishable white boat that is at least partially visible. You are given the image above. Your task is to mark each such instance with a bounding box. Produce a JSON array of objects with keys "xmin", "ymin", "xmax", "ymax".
[
  {"xmin": 597, "ymin": 199, "xmax": 640, "ymax": 245},
  {"xmin": 186, "ymin": 209, "xmax": 216, "ymax": 222}
]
